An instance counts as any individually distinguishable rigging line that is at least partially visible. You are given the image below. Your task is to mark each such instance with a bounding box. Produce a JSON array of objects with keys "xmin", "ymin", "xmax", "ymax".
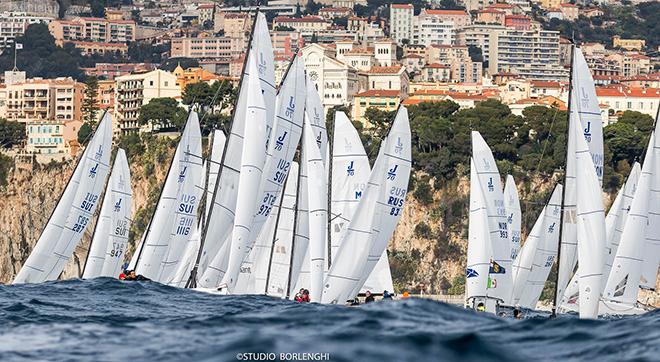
[{"xmin": 534, "ymin": 104, "xmax": 562, "ymax": 175}]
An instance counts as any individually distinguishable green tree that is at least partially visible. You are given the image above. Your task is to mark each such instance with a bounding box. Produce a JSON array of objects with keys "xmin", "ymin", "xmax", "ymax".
[
  {"xmin": 82, "ymin": 76, "xmax": 100, "ymax": 123},
  {"xmin": 0, "ymin": 153, "xmax": 13, "ymax": 188},
  {"xmin": 0, "ymin": 118, "xmax": 26, "ymax": 147},
  {"xmin": 77, "ymin": 122, "xmax": 93, "ymax": 146},
  {"xmin": 138, "ymin": 98, "xmax": 187, "ymax": 131}
]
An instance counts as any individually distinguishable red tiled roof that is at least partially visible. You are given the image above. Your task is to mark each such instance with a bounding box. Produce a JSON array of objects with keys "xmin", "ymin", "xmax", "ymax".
[
  {"xmin": 355, "ymin": 90, "xmax": 401, "ymax": 97},
  {"xmin": 425, "ymin": 63, "xmax": 450, "ymax": 69},
  {"xmin": 424, "ymin": 9, "xmax": 469, "ymax": 16},
  {"xmin": 319, "ymin": 7, "xmax": 352, "ymax": 12},
  {"xmin": 531, "ymin": 80, "xmax": 561, "ymax": 88},
  {"xmin": 367, "ymin": 66, "xmax": 404, "ymax": 74},
  {"xmin": 595, "ymin": 87, "xmax": 660, "ymax": 98},
  {"xmin": 275, "ymin": 16, "xmax": 327, "ymax": 23},
  {"xmin": 560, "ymin": 3, "xmax": 577, "ymax": 7},
  {"xmin": 479, "ymin": 9, "xmax": 504, "ymax": 14},
  {"xmin": 391, "ymin": 4, "xmax": 413, "ymax": 9},
  {"xmin": 487, "ymin": 3, "xmax": 514, "ymax": 8}
]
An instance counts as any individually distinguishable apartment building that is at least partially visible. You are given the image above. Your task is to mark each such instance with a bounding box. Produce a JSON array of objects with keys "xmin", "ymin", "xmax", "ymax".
[
  {"xmin": 2, "ymin": 77, "xmax": 84, "ymax": 124},
  {"xmin": 352, "ymin": 90, "xmax": 401, "ymax": 125},
  {"xmin": 596, "ymin": 87, "xmax": 660, "ymax": 117},
  {"xmin": 0, "ymin": 12, "xmax": 53, "ymax": 50},
  {"xmin": 170, "ymin": 36, "xmax": 246, "ymax": 60},
  {"xmin": 48, "ymin": 17, "xmax": 136, "ymax": 45},
  {"xmin": 114, "ymin": 70, "xmax": 180, "ymax": 134},
  {"xmin": 26, "ymin": 120, "xmax": 66, "ymax": 154},
  {"xmin": 214, "ymin": 12, "xmax": 253, "ymax": 38},
  {"xmin": 489, "ymin": 28, "xmax": 568, "ymax": 81},
  {"xmin": 389, "ymin": 4, "xmax": 414, "ymax": 45},
  {"xmin": 411, "ymin": 16, "xmax": 455, "ymax": 46},
  {"xmin": 273, "ymin": 16, "xmax": 331, "ymax": 36},
  {"xmin": 455, "ymin": 24, "xmax": 505, "ymax": 63},
  {"xmin": 419, "ymin": 9, "xmax": 471, "ymax": 28},
  {"xmin": 271, "ymin": 31, "xmax": 305, "ymax": 58}
]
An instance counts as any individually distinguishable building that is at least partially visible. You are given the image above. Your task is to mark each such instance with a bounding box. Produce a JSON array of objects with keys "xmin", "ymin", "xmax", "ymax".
[
  {"xmin": 2, "ymin": 77, "xmax": 84, "ymax": 124},
  {"xmin": 504, "ymin": 15, "xmax": 531, "ymax": 30},
  {"xmin": 364, "ymin": 66, "xmax": 409, "ymax": 98},
  {"xmin": 170, "ymin": 36, "xmax": 246, "ymax": 60},
  {"xmin": 82, "ymin": 63, "xmax": 158, "ymax": 81},
  {"xmin": 419, "ymin": 9, "xmax": 471, "ymax": 28},
  {"xmin": 560, "ymin": 4, "xmax": 578, "ymax": 21},
  {"xmin": 114, "ymin": 70, "xmax": 180, "ymax": 133},
  {"xmin": 301, "ymin": 43, "xmax": 363, "ymax": 111},
  {"xmin": 455, "ymin": 24, "xmax": 505, "ymax": 63},
  {"xmin": 389, "ymin": 4, "xmax": 414, "ymax": 45},
  {"xmin": 596, "ymin": 86, "xmax": 660, "ymax": 117},
  {"xmin": 476, "ymin": 9, "xmax": 505, "ymax": 25},
  {"xmin": 402, "ymin": 54, "xmax": 425, "ymax": 75},
  {"xmin": 352, "ymin": 90, "xmax": 401, "ymax": 125},
  {"xmin": 421, "ymin": 63, "xmax": 451, "ymax": 82},
  {"xmin": 197, "ymin": 4, "xmax": 215, "ymax": 24},
  {"xmin": 68, "ymin": 41, "xmax": 128, "ymax": 56},
  {"xmin": 612, "ymin": 36, "xmax": 646, "ymax": 51},
  {"xmin": 26, "ymin": 120, "xmax": 66, "ymax": 154},
  {"xmin": 539, "ymin": 0, "xmax": 561, "ymax": 10},
  {"xmin": 273, "ymin": 16, "xmax": 331, "ymax": 36},
  {"xmin": 0, "ymin": 12, "xmax": 54, "ymax": 50},
  {"xmin": 214, "ymin": 12, "xmax": 252, "ymax": 38},
  {"xmin": 172, "ymin": 65, "xmax": 222, "ymax": 90},
  {"xmin": 411, "ymin": 14, "xmax": 455, "ymax": 46},
  {"xmin": 271, "ymin": 30, "xmax": 305, "ymax": 58},
  {"xmin": 489, "ymin": 28, "xmax": 568, "ymax": 81},
  {"xmin": 48, "ymin": 17, "xmax": 136, "ymax": 45},
  {"xmin": 318, "ymin": 7, "xmax": 353, "ymax": 19}
]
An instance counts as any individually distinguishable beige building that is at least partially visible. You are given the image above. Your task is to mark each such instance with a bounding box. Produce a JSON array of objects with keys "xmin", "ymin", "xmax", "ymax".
[
  {"xmin": 389, "ymin": 4, "xmax": 414, "ymax": 45},
  {"xmin": 352, "ymin": 90, "xmax": 401, "ymax": 126},
  {"xmin": 596, "ymin": 87, "xmax": 660, "ymax": 117},
  {"xmin": 26, "ymin": 120, "xmax": 66, "ymax": 154},
  {"xmin": 539, "ymin": 0, "xmax": 561, "ymax": 10},
  {"xmin": 214, "ymin": 11, "xmax": 252, "ymax": 38},
  {"xmin": 0, "ymin": 12, "xmax": 54, "ymax": 49},
  {"xmin": 273, "ymin": 16, "xmax": 331, "ymax": 36},
  {"xmin": 364, "ymin": 66, "xmax": 409, "ymax": 98},
  {"xmin": 612, "ymin": 36, "xmax": 646, "ymax": 51},
  {"xmin": 114, "ymin": 70, "xmax": 181, "ymax": 134},
  {"xmin": 170, "ymin": 36, "xmax": 246, "ymax": 60},
  {"xmin": 2, "ymin": 77, "xmax": 84, "ymax": 124},
  {"xmin": 560, "ymin": 4, "xmax": 578, "ymax": 21},
  {"xmin": 48, "ymin": 17, "xmax": 136, "ymax": 44},
  {"xmin": 197, "ymin": 4, "xmax": 215, "ymax": 24}
]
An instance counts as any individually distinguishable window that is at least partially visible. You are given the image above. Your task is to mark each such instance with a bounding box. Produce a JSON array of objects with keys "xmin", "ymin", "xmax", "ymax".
[
  {"xmin": 149, "ymin": 81, "xmax": 154, "ymax": 86},
  {"xmin": 164, "ymin": 81, "xmax": 169, "ymax": 87}
]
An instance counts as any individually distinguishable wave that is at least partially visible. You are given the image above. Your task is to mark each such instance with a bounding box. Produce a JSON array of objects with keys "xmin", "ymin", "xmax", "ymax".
[{"xmin": 0, "ymin": 279, "xmax": 658, "ymax": 361}]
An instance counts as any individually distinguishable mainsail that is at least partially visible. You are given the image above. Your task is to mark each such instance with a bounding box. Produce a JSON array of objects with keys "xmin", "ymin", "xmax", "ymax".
[
  {"xmin": 640, "ymin": 116, "xmax": 660, "ymax": 290},
  {"xmin": 82, "ymin": 148, "xmax": 132, "ymax": 279},
  {"xmin": 135, "ymin": 111, "xmax": 203, "ymax": 282},
  {"xmin": 556, "ymin": 47, "xmax": 604, "ymax": 303},
  {"xmin": 14, "ymin": 112, "xmax": 113, "ymax": 284},
  {"xmin": 504, "ymin": 175, "xmax": 521, "ymax": 262},
  {"xmin": 574, "ymin": 119, "xmax": 606, "ymax": 319}
]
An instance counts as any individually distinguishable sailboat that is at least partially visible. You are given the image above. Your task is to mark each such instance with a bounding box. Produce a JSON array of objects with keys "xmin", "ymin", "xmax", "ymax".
[
  {"xmin": 81, "ymin": 148, "xmax": 133, "ymax": 279},
  {"xmin": 553, "ymin": 46, "xmax": 605, "ymax": 318},
  {"xmin": 504, "ymin": 175, "xmax": 521, "ymax": 263},
  {"xmin": 321, "ymin": 106, "xmax": 411, "ymax": 304},
  {"xmin": 14, "ymin": 112, "xmax": 113, "ymax": 284},
  {"xmin": 133, "ymin": 111, "xmax": 204, "ymax": 282},
  {"xmin": 197, "ymin": 12, "xmax": 276, "ymax": 289}
]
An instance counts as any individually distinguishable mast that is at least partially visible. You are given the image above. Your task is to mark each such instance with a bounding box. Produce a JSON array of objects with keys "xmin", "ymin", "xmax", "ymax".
[
  {"xmin": 326, "ymin": 113, "xmax": 334, "ymax": 269},
  {"xmin": 551, "ymin": 43, "xmax": 576, "ymax": 317},
  {"xmin": 185, "ymin": 10, "xmax": 259, "ymax": 288},
  {"xmin": 286, "ymin": 127, "xmax": 305, "ymax": 299},
  {"xmin": 263, "ymin": 172, "xmax": 289, "ymax": 294}
]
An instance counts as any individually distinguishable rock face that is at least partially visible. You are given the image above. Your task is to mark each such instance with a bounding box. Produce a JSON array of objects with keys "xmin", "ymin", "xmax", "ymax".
[{"xmin": 0, "ymin": 0, "xmax": 59, "ymax": 16}]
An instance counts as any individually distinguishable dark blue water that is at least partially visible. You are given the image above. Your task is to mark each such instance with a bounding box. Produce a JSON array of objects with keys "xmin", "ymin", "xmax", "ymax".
[{"xmin": 0, "ymin": 279, "xmax": 658, "ymax": 362}]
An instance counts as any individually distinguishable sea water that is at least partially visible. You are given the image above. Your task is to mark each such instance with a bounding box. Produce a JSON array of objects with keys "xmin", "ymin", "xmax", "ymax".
[{"xmin": 0, "ymin": 278, "xmax": 658, "ymax": 361}]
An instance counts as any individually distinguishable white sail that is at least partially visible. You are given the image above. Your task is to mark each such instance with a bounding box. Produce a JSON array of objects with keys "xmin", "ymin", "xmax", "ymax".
[
  {"xmin": 351, "ymin": 107, "xmax": 411, "ymax": 298},
  {"xmin": 305, "ymin": 75, "xmax": 328, "ymax": 164},
  {"xmin": 514, "ymin": 185, "xmax": 562, "ymax": 309},
  {"xmin": 560, "ymin": 163, "xmax": 640, "ymax": 310},
  {"xmin": 471, "ymin": 131, "xmax": 512, "ymax": 302},
  {"xmin": 603, "ymin": 133, "xmax": 654, "ymax": 305},
  {"xmin": 220, "ymin": 54, "xmax": 269, "ymax": 292},
  {"xmin": 136, "ymin": 111, "xmax": 204, "ymax": 282},
  {"xmin": 641, "ymin": 120, "xmax": 660, "ymax": 290},
  {"xmin": 360, "ymin": 250, "xmax": 394, "ymax": 294},
  {"xmin": 83, "ymin": 148, "xmax": 132, "ymax": 279},
  {"xmin": 574, "ymin": 119, "xmax": 606, "ymax": 319},
  {"xmin": 556, "ymin": 47, "xmax": 605, "ymax": 303},
  {"xmin": 127, "ymin": 236, "xmax": 143, "ymax": 271},
  {"xmin": 266, "ymin": 162, "xmax": 299, "ymax": 298},
  {"xmin": 169, "ymin": 227, "xmax": 201, "ymax": 288},
  {"xmin": 205, "ymin": 130, "xmax": 227, "ymax": 221},
  {"xmin": 322, "ymin": 107, "xmax": 411, "ymax": 304},
  {"xmin": 234, "ymin": 208, "xmax": 278, "ymax": 294},
  {"xmin": 466, "ymin": 158, "xmax": 493, "ymax": 302},
  {"xmin": 233, "ymin": 56, "xmax": 306, "ymax": 293},
  {"xmin": 330, "ymin": 111, "xmax": 371, "ymax": 258},
  {"xmin": 302, "ymin": 118, "xmax": 328, "ymax": 302},
  {"xmin": 14, "ymin": 113, "xmax": 113, "ymax": 284},
  {"xmin": 504, "ymin": 175, "xmax": 521, "ymax": 262},
  {"xmin": 198, "ymin": 12, "xmax": 275, "ymax": 285}
]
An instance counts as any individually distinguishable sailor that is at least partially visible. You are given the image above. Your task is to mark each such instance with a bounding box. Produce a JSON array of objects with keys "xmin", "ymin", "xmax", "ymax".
[
  {"xmin": 294, "ymin": 288, "xmax": 304, "ymax": 302},
  {"xmin": 364, "ymin": 291, "xmax": 375, "ymax": 303},
  {"xmin": 401, "ymin": 291, "xmax": 410, "ymax": 299},
  {"xmin": 301, "ymin": 289, "xmax": 311, "ymax": 303},
  {"xmin": 513, "ymin": 308, "xmax": 523, "ymax": 319},
  {"xmin": 349, "ymin": 297, "xmax": 361, "ymax": 306},
  {"xmin": 476, "ymin": 302, "xmax": 486, "ymax": 312},
  {"xmin": 382, "ymin": 290, "xmax": 393, "ymax": 300},
  {"xmin": 124, "ymin": 270, "xmax": 138, "ymax": 281}
]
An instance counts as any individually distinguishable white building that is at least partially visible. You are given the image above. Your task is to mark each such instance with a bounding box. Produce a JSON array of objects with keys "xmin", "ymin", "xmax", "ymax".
[
  {"xmin": 301, "ymin": 43, "xmax": 364, "ymax": 112},
  {"xmin": 411, "ymin": 15, "xmax": 456, "ymax": 46},
  {"xmin": 389, "ymin": 4, "xmax": 414, "ymax": 45},
  {"xmin": 114, "ymin": 69, "xmax": 181, "ymax": 134},
  {"xmin": 0, "ymin": 12, "xmax": 54, "ymax": 51},
  {"xmin": 596, "ymin": 87, "xmax": 660, "ymax": 118}
]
